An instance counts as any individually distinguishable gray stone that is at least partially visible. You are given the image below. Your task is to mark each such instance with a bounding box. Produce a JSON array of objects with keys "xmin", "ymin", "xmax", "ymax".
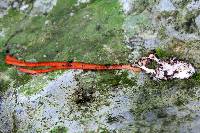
[
  {"xmin": 195, "ymin": 15, "xmax": 200, "ymax": 32},
  {"xmin": 30, "ymin": 0, "xmax": 57, "ymax": 16},
  {"xmin": 0, "ymin": 0, "xmax": 9, "ymax": 9},
  {"xmin": 156, "ymin": 0, "xmax": 176, "ymax": 12}
]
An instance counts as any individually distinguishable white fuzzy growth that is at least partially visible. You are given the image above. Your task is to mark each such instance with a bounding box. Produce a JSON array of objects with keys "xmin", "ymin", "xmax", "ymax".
[
  {"xmin": 173, "ymin": 63, "xmax": 195, "ymax": 79},
  {"xmin": 155, "ymin": 61, "xmax": 195, "ymax": 80},
  {"xmin": 138, "ymin": 54, "xmax": 195, "ymax": 80}
]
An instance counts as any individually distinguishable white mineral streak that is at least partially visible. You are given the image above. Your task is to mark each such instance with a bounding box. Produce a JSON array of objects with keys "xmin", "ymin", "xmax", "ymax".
[
  {"xmin": 119, "ymin": 0, "xmax": 133, "ymax": 14},
  {"xmin": 138, "ymin": 54, "xmax": 195, "ymax": 80}
]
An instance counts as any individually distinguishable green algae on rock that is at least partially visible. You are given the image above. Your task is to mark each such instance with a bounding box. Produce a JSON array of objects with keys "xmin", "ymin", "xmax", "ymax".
[
  {"xmin": 50, "ymin": 126, "xmax": 68, "ymax": 133},
  {"xmin": 8, "ymin": 0, "xmax": 129, "ymax": 64},
  {"xmin": 0, "ymin": 0, "xmax": 129, "ymax": 94}
]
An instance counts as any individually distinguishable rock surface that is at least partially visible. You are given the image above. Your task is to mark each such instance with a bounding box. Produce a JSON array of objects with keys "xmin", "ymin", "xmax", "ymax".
[{"xmin": 0, "ymin": 0, "xmax": 200, "ymax": 132}]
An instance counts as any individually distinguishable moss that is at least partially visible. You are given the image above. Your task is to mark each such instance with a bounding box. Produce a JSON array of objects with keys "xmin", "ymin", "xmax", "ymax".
[
  {"xmin": 0, "ymin": 9, "xmax": 24, "ymax": 28},
  {"xmin": 155, "ymin": 48, "xmax": 172, "ymax": 58},
  {"xmin": 47, "ymin": 70, "xmax": 65, "ymax": 80},
  {"xmin": 158, "ymin": 5, "xmax": 200, "ymax": 34},
  {"xmin": 192, "ymin": 72, "xmax": 200, "ymax": 81},
  {"xmin": 160, "ymin": 11, "xmax": 171, "ymax": 18},
  {"xmin": 8, "ymin": 69, "xmax": 32, "ymax": 88},
  {"xmin": 95, "ymin": 71, "xmax": 136, "ymax": 92},
  {"xmin": 0, "ymin": 50, "xmax": 10, "ymax": 92},
  {"xmin": 0, "ymin": 9, "xmax": 25, "ymax": 48},
  {"xmin": 171, "ymin": 0, "xmax": 191, "ymax": 8},
  {"xmin": 173, "ymin": 10, "xmax": 200, "ymax": 34},
  {"xmin": 133, "ymin": 0, "xmax": 150, "ymax": 14},
  {"xmin": 128, "ymin": 0, "xmax": 157, "ymax": 15},
  {"xmin": 107, "ymin": 115, "xmax": 119, "ymax": 124},
  {"xmin": 147, "ymin": 60, "xmax": 157, "ymax": 69},
  {"xmin": 8, "ymin": 0, "xmax": 129, "ymax": 65},
  {"xmin": 22, "ymin": 0, "xmax": 35, "ymax": 4},
  {"xmin": 155, "ymin": 43, "xmax": 184, "ymax": 59},
  {"xmin": 18, "ymin": 75, "xmax": 48, "ymax": 95},
  {"xmin": 0, "ymin": 79, "xmax": 10, "ymax": 93},
  {"xmin": 98, "ymin": 128, "xmax": 110, "ymax": 133},
  {"xmin": 0, "ymin": 0, "xmax": 130, "ymax": 95},
  {"xmin": 74, "ymin": 70, "xmax": 136, "ymax": 107},
  {"xmin": 124, "ymin": 12, "xmax": 151, "ymax": 37},
  {"xmin": 174, "ymin": 96, "xmax": 187, "ymax": 106},
  {"xmin": 158, "ymin": 26, "xmax": 168, "ymax": 40},
  {"xmin": 72, "ymin": 87, "xmax": 95, "ymax": 106},
  {"xmin": 0, "ymin": 9, "xmax": 26, "ymax": 84},
  {"xmin": 132, "ymin": 76, "xmax": 200, "ymax": 120},
  {"xmin": 190, "ymin": 72, "xmax": 200, "ymax": 89},
  {"xmin": 50, "ymin": 126, "xmax": 68, "ymax": 133},
  {"xmin": 0, "ymin": 49, "xmax": 9, "ymax": 72}
]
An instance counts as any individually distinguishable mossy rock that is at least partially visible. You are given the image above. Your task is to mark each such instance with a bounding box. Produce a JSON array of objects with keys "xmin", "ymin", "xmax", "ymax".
[
  {"xmin": 0, "ymin": 0, "xmax": 130, "ymax": 94},
  {"xmin": 76, "ymin": 70, "xmax": 136, "ymax": 94},
  {"xmin": 0, "ymin": 79, "xmax": 10, "ymax": 93},
  {"xmin": 7, "ymin": 0, "xmax": 129, "ymax": 65},
  {"xmin": 50, "ymin": 126, "xmax": 68, "ymax": 133}
]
